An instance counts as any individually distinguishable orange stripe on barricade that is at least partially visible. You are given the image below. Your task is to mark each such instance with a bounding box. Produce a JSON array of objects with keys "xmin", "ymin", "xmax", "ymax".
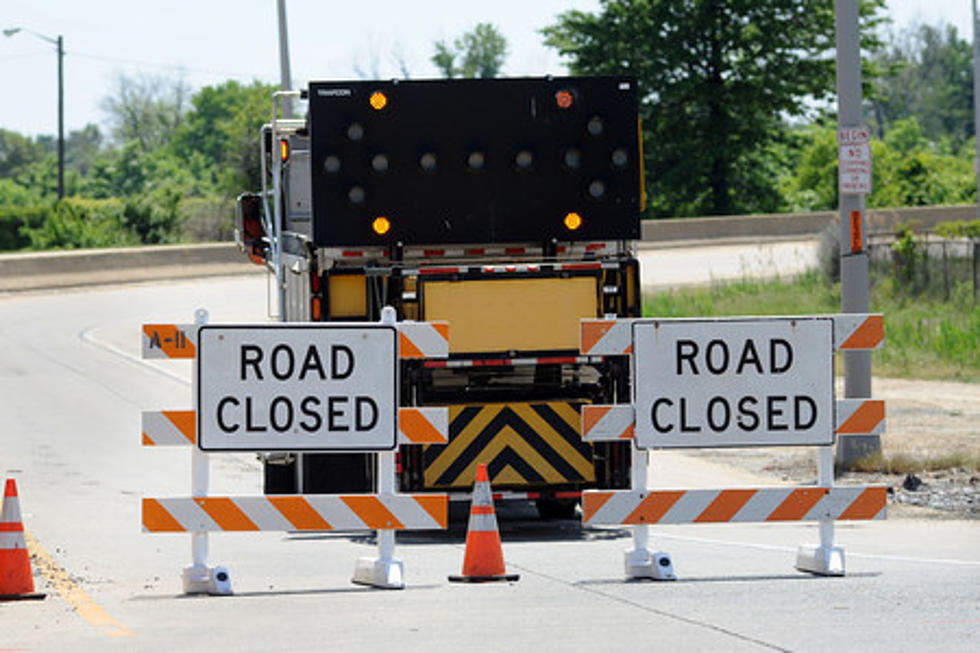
[
  {"xmin": 695, "ymin": 489, "xmax": 758, "ymax": 523},
  {"xmin": 399, "ymin": 408, "xmax": 446, "ymax": 443},
  {"xmin": 164, "ymin": 411, "xmax": 195, "ymax": 444},
  {"xmin": 414, "ymin": 495, "xmax": 448, "ymax": 529},
  {"xmin": 432, "ymin": 323, "xmax": 450, "ymax": 342},
  {"xmin": 582, "ymin": 405, "xmax": 610, "ymax": 436},
  {"xmin": 195, "ymin": 498, "xmax": 259, "ymax": 531},
  {"xmin": 840, "ymin": 315, "xmax": 884, "ymax": 350},
  {"xmin": 142, "ymin": 324, "xmax": 196, "ymax": 359},
  {"xmin": 342, "ymin": 496, "xmax": 405, "ymax": 530},
  {"xmin": 142, "ymin": 499, "xmax": 185, "ymax": 532},
  {"xmin": 141, "ymin": 433, "xmax": 155, "ymax": 446},
  {"xmin": 766, "ymin": 488, "xmax": 828, "ymax": 521},
  {"xmin": 582, "ymin": 491, "xmax": 614, "ymax": 523},
  {"xmin": 838, "ymin": 487, "xmax": 887, "ymax": 520},
  {"xmin": 625, "ymin": 491, "xmax": 685, "ymax": 524},
  {"xmin": 581, "ymin": 320, "xmax": 615, "ymax": 355},
  {"xmin": 398, "ymin": 331, "xmax": 425, "ymax": 359},
  {"xmin": 837, "ymin": 401, "xmax": 885, "ymax": 435},
  {"xmin": 268, "ymin": 496, "xmax": 333, "ymax": 531}
]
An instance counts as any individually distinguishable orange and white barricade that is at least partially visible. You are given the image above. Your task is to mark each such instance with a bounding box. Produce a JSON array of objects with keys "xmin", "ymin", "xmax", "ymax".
[
  {"xmin": 141, "ymin": 306, "xmax": 449, "ymax": 592},
  {"xmin": 580, "ymin": 314, "xmax": 887, "ymax": 579}
]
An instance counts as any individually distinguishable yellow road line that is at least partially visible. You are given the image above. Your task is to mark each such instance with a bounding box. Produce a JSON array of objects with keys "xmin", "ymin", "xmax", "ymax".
[{"xmin": 24, "ymin": 529, "xmax": 134, "ymax": 638}]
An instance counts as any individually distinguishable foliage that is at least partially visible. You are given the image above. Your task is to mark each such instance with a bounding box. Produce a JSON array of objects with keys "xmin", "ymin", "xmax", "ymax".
[
  {"xmin": 20, "ymin": 198, "xmax": 138, "ymax": 250},
  {"xmin": 432, "ymin": 23, "xmax": 508, "ymax": 78},
  {"xmin": 100, "ymin": 73, "xmax": 191, "ymax": 152},
  {"xmin": 0, "ymin": 204, "xmax": 50, "ymax": 250},
  {"xmin": 643, "ymin": 269, "xmax": 979, "ymax": 382},
  {"xmin": 543, "ymin": 0, "xmax": 887, "ymax": 217},
  {"xmin": 781, "ymin": 118, "xmax": 976, "ymax": 211},
  {"xmin": 868, "ymin": 22, "xmax": 973, "ymax": 146}
]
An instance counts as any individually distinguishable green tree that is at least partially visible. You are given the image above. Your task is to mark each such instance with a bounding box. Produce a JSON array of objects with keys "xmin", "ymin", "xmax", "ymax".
[
  {"xmin": 171, "ymin": 80, "xmax": 277, "ymax": 194},
  {"xmin": 432, "ymin": 23, "xmax": 508, "ymax": 78},
  {"xmin": 782, "ymin": 118, "xmax": 975, "ymax": 211},
  {"xmin": 868, "ymin": 23, "xmax": 973, "ymax": 146},
  {"xmin": 0, "ymin": 129, "xmax": 45, "ymax": 178},
  {"xmin": 543, "ymin": 0, "xmax": 887, "ymax": 217},
  {"xmin": 100, "ymin": 73, "xmax": 190, "ymax": 151}
]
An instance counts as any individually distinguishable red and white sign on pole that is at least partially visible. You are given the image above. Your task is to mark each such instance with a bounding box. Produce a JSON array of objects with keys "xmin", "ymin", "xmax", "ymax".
[{"xmin": 838, "ymin": 127, "xmax": 872, "ymax": 195}]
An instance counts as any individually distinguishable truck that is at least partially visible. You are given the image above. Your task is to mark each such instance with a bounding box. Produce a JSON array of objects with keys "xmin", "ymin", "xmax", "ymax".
[{"xmin": 236, "ymin": 76, "xmax": 642, "ymax": 519}]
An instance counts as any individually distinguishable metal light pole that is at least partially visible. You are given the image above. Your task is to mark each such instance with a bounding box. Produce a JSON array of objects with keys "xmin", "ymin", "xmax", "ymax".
[
  {"xmin": 834, "ymin": 1, "xmax": 878, "ymax": 467},
  {"xmin": 277, "ymin": 0, "xmax": 293, "ymax": 118},
  {"xmin": 3, "ymin": 27, "xmax": 64, "ymax": 200},
  {"xmin": 974, "ymin": 0, "xmax": 980, "ymax": 218}
]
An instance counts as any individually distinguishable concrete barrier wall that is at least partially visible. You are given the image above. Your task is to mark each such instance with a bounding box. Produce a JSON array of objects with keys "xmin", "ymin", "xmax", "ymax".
[
  {"xmin": 641, "ymin": 204, "xmax": 975, "ymax": 243},
  {"xmin": 0, "ymin": 243, "xmax": 262, "ymax": 293},
  {"xmin": 0, "ymin": 205, "xmax": 974, "ymax": 292}
]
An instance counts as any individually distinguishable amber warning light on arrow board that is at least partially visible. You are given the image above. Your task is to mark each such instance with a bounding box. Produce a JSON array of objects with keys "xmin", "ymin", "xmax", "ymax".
[
  {"xmin": 369, "ymin": 91, "xmax": 388, "ymax": 110},
  {"xmin": 372, "ymin": 216, "xmax": 391, "ymax": 235},
  {"xmin": 564, "ymin": 212, "xmax": 583, "ymax": 231},
  {"xmin": 555, "ymin": 90, "xmax": 574, "ymax": 109}
]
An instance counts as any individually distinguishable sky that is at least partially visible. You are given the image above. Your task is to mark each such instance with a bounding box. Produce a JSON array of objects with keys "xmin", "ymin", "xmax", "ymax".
[{"xmin": 0, "ymin": 0, "xmax": 973, "ymax": 139}]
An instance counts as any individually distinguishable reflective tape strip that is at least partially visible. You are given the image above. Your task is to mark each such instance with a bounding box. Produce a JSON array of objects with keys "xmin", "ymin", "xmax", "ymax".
[
  {"xmin": 581, "ymin": 405, "xmax": 635, "ymax": 441},
  {"xmin": 141, "ymin": 324, "xmax": 197, "ymax": 359},
  {"xmin": 0, "ymin": 531, "xmax": 27, "ymax": 549},
  {"xmin": 580, "ymin": 319, "xmax": 634, "ymax": 355},
  {"xmin": 833, "ymin": 314, "xmax": 884, "ymax": 350},
  {"xmin": 467, "ymin": 512, "xmax": 499, "ymax": 533},
  {"xmin": 582, "ymin": 486, "xmax": 886, "ymax": 525},
  {"xmin": 141, "ymin": 410, "xmax": 195, "ymax": 446},
  {"xmin": 142, "ymin": 494, "xmax": 448, "ymax": 532},
  {"xmin": 397, "ymin": 322, "xmax": 450, "ymax": 359},
  {"xmin": 398, "ymin": 407, "xmax": 449, "ymax": 444},
  {"xmin": 836, "ymin": 399, "xmax": 886, "ymax": 435}
]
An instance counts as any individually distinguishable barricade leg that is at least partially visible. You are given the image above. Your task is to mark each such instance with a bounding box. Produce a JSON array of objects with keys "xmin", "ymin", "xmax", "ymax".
[
  {"xmin": 624, "ymin": 449, "xmax": 675, "ymax": 581},
  {"xmin": 181, "ymin": 308, "xmax": 232, "ymax": 595},
  {"xmin": 795, "ymin": 445, "xmax": 845, "ymax": 576},
  {"xmin": 352, "ymin": 306, "xmax": 404, "ymax": 589}
]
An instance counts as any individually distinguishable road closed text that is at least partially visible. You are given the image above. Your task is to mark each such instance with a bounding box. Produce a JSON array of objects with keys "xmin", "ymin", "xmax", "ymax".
[
  {"xmin": 633, "ymin": 320, "xmax": 833, "ymax": 448},
  {"xmin": 197, "ymin": 326, "xmax": 397, "ymax": 451}
]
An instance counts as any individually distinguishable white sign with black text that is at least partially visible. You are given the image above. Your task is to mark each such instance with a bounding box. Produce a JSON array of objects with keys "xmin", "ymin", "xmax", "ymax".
[
  {"xmin": 633, "ymin": 318, "xmax": 834, "ymax": 449},
  {"xmin": 197, "ymin": 325, "xmax": 397, "ymax": 452}
]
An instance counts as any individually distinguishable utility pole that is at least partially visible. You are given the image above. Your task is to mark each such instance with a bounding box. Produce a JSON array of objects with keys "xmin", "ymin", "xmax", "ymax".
[
  {"xmin": 835, "ymin": 0, "xmax": 878, "ymax": 467},
  {"xmin": 974, "ymin": 0, "xmax": 979, "ymax": 218},
  {"xmin": 3, "ymin": 27, "xmax": 64, "ymax": 200},
  {"xmin": 56, "ymin": 34, "xmax": 64, "ymax": 200},
  {"xmin": 277, "ymin": 0, "xmax": 293, "ymax": 118}
]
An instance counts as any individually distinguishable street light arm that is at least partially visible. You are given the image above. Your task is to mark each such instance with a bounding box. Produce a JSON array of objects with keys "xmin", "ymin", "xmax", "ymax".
[{"xmin": 2, "ymin": 26, "xmax": 58, "ymax": 46}]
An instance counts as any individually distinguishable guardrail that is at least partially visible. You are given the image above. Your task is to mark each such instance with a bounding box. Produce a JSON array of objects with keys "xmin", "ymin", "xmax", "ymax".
[{"xmin": 1, "ymin": 205, "xmax": 972, "ymax": 292}]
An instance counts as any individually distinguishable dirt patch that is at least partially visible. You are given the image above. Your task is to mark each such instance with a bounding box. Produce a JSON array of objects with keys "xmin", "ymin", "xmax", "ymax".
[{"xmin": 688, "ymin": 377, "xmax": 979, "ymax": 519}]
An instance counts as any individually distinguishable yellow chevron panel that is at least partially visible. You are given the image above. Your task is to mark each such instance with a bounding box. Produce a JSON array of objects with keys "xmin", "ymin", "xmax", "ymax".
[{"xmin": 422, "ymin": 401, "xmax": 596, "ymax": 490}]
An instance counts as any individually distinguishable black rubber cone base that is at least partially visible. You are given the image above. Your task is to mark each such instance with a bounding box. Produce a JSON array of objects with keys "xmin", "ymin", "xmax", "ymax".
[
  {"xmin": 448, "ymin": 574, "xmax": 520, "ymax": 583},
  {"xmin": 0, "ymin": 592, "xmax": 46, "ymax": 601}
]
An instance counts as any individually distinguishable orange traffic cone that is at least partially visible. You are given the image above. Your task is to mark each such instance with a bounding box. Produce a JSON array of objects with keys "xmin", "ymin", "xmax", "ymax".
[
  {"xmin": 448, "ymin": 464, "xmax": 519, "ymax": 583},
  {"xmin": 0, "ymin": 479, "xmax": 45, "ymax": 601}
]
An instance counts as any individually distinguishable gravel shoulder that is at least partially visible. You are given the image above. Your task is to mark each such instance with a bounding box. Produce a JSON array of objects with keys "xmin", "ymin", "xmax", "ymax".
[{"xmin": 689, "ymin": 376, "xmax": 979, "ymax": 520}]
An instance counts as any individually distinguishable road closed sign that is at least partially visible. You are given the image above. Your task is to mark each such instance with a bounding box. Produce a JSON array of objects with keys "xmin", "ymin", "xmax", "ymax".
[
  {"xmin": 197, "ymin": 325, "xmax": 397, "ymax": 452},
  {"xmin": 633, "ymin": 318, "xmax": 833, "ymax": 449}
]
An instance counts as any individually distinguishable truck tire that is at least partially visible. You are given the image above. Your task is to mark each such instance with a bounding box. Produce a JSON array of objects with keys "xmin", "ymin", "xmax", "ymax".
[{"xmin": 535, "ymin": 497, "xmax": 579, "ymax": 520}]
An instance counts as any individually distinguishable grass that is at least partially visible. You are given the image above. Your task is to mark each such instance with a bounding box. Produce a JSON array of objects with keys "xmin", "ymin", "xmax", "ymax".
[
  {"xmin": 847, "ymin": 452, "xmax": 979, "ymax": 474},
  {"xmin": 642, "ymin": 269, "xmax": 980, "ymax": 383}
]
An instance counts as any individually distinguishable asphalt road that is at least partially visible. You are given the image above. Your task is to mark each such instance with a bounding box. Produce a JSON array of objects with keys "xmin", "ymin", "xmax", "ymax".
[{"xmin": 1, "ymin": 264, "xmax": 977, "ymax": 651}]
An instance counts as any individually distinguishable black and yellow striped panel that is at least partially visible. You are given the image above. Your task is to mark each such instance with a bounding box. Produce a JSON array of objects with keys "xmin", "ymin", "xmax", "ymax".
[{"xmin": 422, "ymin": 401, "xmax": 595, "ymax": 490}]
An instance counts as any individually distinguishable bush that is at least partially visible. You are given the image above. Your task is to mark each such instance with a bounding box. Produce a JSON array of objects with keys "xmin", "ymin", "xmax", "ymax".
[
  {"xmin": 180, "ymin": 196, "xmax": 235, "ymax": 242},
  {"xmin": 0, "ymin": 205, "xmax": 51, "ymax": 251},
  {"xmin": 21, "ymin": 198, "xmax": 138, "ymax": 250}
]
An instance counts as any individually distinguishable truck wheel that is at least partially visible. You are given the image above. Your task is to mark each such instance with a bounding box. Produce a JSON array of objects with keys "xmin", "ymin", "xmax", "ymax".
[{"xmin": 535, "ymin": 497, "xmax": 579, "ymax": 520}]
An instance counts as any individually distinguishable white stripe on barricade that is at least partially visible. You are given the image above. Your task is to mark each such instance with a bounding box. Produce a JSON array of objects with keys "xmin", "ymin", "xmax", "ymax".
[
  {"xmin": 582, "ymin": 400, "xmax": 888, "ymax": 441},
  {"xmin": 583, "ymin": 487, "xmax": 886, "ymax": 526},
  {"xmin": 143, "ymin": 495, "xmax": 448, "ymax": 532},
  {"xmin": 142, "ymin": 407, "xmax": 448, "ymax": 447}
]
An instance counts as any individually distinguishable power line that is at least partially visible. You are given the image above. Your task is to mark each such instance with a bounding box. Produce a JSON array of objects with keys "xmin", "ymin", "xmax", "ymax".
[{"xmin": 69, "ymin": 49, "xmax": 275, "ymax": 81}]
